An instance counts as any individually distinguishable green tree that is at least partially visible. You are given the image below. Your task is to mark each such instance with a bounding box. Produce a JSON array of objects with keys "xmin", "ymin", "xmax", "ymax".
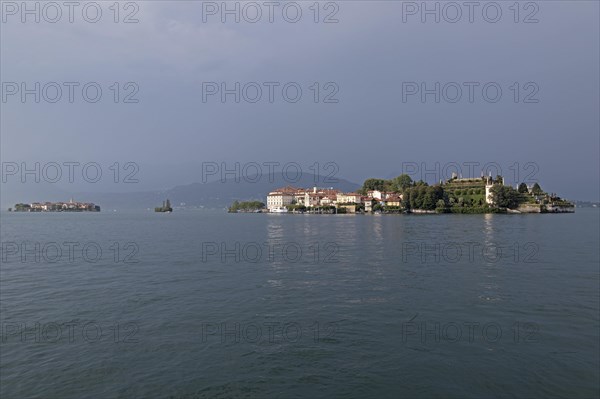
[
  {"xmin": 405, "ymin": 185, "xmax": 442, "ymax": 210},
  {"xmin": 518, "ymin": 183, "xmax": 529, "ymax": 193},
  {"xmin": 531, "ymin": 183, "xmax": 543, "ymax": 195},
  {"xmin": 402, "ymin": 192, "xmax": 411, "ymax": 210},
  {"xmin": 489, "ymin": 185, "xmax": 521, "ymax": 209},
  {"xmin": 421, "ymin": 193, "xmax": 435, "ymax": 210},
  {"xmin": 361, "ymin": 178, "xmax": 388, "ymax": 194},
  {"xmin": 409, "ymin": 186, "xmax": 426, "ymax": 209},
  {"xmin": 436, "ymin": 199, "xmax": 446, "ymax": 211},
  {"xmin": 429, "ymin": 185, "xmax": 444, "ymax": 206},
  {"xmin": 392, "ymin": 174, "xmax": 414, "ymax": 192},
  {"xmin": 229, "ymin": 200, "xmax": 265, "ymax": 212}
]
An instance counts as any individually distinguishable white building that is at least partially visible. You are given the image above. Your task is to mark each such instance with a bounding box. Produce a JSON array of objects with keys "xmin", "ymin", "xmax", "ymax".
[
  {"xmin": 485, "ymin": 175, "xmax": 505, "ymax": 204},
  {"xmin": 367, "ymin": 190, "xmax": 383, "ymax": 200},
  {"xmin": 266, "ymin": 188, "xmax": 295, "ymax": 211},
  {"xmin": 337, "ymin": 193, "xmax": 362, "ymax": 204},
  {"xmin": 267, "ymin": 186, "xmax": 344, "ymax": 210}
]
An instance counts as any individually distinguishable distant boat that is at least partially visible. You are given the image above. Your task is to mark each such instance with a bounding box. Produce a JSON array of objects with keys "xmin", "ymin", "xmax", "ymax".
[
  {"xmin": 270, "ymin": 207, "xmax": 288, "ymax": 213},
  {"xmin": 155, "ymin": 199, "xmax": 173, "ymax": 213}
]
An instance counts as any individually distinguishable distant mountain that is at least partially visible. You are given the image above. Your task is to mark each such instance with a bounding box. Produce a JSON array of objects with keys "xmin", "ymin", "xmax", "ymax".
[{"xmin": 71, "ymin": 174, "xmax": 361, "ymax": 210}]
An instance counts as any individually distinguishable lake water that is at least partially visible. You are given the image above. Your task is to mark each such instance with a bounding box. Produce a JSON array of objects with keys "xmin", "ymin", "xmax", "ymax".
[{"xmin": 1, "ymin": 209, "xmax": 599, "ymax": 398}]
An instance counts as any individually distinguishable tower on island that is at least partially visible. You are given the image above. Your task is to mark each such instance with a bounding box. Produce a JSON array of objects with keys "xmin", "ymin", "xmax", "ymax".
[
  {"xmin": 484, "ymin": 173, "xmax": 505, "ymax": 204},
  {"xmin": 155, "ymin": 199, "xmax": 173, "ymax": 213}
]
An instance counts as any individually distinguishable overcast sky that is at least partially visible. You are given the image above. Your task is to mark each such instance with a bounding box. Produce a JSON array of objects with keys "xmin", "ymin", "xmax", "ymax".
[{"xmin": 1, "ymin": 1, "xmax": 599, "ymax": 201}]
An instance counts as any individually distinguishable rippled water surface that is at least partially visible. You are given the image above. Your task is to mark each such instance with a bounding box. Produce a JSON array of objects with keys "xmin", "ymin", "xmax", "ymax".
[{"xmin": 1, "ymin": 210, "xmax": 599, "ymax": 398}]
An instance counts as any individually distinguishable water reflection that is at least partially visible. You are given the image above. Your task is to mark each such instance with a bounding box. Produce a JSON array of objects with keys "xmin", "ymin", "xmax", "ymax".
[
  {"xmin": 480, "ymin": 213, "xmax": 502, "ymax": 302},
  {"xmin": 262, "ymin": 215, "xmax": 392, "ymax": 306},
  {"xmin": 483, "ymin": 213, "xmax": 495, "ymax": 246},
  {"xmin": 371, "ymin": 215, "xmax": 384, "ymax": 243}
]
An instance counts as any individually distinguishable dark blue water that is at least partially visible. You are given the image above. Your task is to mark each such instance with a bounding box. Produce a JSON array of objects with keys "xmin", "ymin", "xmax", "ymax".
[{"xmin": 1, "ymin": 210, "xmax": 599, "ymax": 398}]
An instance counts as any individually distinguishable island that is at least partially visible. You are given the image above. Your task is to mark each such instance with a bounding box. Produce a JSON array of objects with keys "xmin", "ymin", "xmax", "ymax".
[
  {"xmin": 10, "ymin": 199, "xmax": 100, "ymax": 212},
  {"xmin": 155, "ymin": 199, "xmax": 173, "ymax": 213},
  {"xmin": 251, "ymin": 173, "xmax": 575, "ymax": 214},
  {"xmin": 228, "ymin": 200, "xmax": 266, "ymax": 213}
]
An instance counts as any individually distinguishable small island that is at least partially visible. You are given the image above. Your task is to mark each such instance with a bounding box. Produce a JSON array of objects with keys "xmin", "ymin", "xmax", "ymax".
[
  {"xmin": 247, "ymin": 173, "xmax": 575, "ymax": 214},
  {"xmin": 155, "ymin": 199, "xmax": 173, "ymax": 213},
  {"xmin": 9, "ymin": 199, "xmax": 100, "ymax": 212},
  {"xmin": 228, "ymin": 200, "xmax": 266, "ymax": 213}
]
